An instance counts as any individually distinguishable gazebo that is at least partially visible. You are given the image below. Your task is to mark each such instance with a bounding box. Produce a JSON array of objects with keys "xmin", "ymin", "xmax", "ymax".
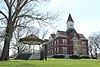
[
  {"xmin": 19, "ymin": 34, "xmax": 44, "ymax": 45},
  {"xmin": 18, "ymin": 34, "xmax": 47, "ymax": 60}
]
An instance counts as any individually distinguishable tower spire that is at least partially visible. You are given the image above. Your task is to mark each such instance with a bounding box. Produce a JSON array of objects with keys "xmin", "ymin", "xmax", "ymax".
[
  {"xmin": 67, "ymin": 13, "xmax": 74, "ymax": 22},
  {"xmin": 67, "ymin": 13, "xmax": 74, "ymax": 30}
]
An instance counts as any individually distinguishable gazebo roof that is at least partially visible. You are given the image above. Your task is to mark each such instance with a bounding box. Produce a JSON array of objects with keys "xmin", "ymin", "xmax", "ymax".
[{"xmin": 19, "ymin": 34, "xmax": 44, "ymax": 45}]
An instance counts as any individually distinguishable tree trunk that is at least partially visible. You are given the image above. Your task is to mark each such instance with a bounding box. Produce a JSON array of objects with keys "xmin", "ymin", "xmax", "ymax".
[
  {"xmin": 90, "ymin": 52, "xmax": 93, "ymax": 59},
  {"xmin": 0, "ymin": 23, "xmax": 14, "ymax": 61},
  {"xmin": 0, "ymin": 38, "xmax": 10, "ymax": 60},
  {"xmin": 40, "ymin": 50, "xmax": 44, "ymax": 60},
  {"xmin": 95, "ymin": 48, "xmax": 98, "ymax": 58}
]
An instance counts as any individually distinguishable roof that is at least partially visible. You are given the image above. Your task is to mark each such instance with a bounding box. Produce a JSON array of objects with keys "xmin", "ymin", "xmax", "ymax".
[
  {"xmin": 79, "ymin": 34, "xmax": 84, "ymax": 38},
  {"xmin": 67, "ymin": 13, "xmax": 74, "ymax": 22},
  {"xmin": 57, "ymin": 30, "xmax": 87, "ymax": 40},
  {"xmin": 57, "ymin": 29, "xmax": 76, "ymax": 37},
  {"xmin": 57, "ymin": 30, "xmax": 67, "ymax": 36},
  {"xmin": 79, "ymin": 34, "xmax": 87, "ymax": 40},
  {"xmin": 19, "ymin": 34, "xmax": 44, "ymax": 45},
  {"xmin": 24, "ymin": 34, "xmax": 38, "ymax": 38},
  {"xmin": 43, "ymin": 39, "xmax": 49, "ymax": 43}
]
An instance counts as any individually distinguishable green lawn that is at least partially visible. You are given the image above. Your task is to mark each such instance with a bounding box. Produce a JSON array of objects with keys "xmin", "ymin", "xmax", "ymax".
[{"xmin": 0, "ymin": 58, "xmax": 100, "ymax": 67}]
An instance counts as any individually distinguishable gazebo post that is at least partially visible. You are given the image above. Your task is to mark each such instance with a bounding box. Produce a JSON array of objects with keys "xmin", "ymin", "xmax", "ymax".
[
  {"xmin": 44, "ymin": 44, "xmax": 47, "ymax": 60},
  {"xmin": 40, "ymin": 44, "xmax": 44, "ymax": 60},
  {"xmin": 32, "ymin": 45, "xmax": 34, "ymax": 53}
]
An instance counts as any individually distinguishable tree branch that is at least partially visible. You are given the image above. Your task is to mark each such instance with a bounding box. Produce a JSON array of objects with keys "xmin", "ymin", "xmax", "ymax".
[{"xmin": 0, "ymin": 11, "xmax": 8, "ymax": 21}]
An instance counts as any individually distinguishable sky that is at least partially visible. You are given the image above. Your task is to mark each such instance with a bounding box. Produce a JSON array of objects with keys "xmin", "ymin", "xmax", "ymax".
[
  {"xmin": 44, "ymin": 0, "xmax": 100, "ymax": 38},
  {"xmin": 0, "ymin": 0, "xmax": 100, "ymax": 38},
  {"xmin": 1, "ymin": 0, "xmax": 100, "ymax": 55}
]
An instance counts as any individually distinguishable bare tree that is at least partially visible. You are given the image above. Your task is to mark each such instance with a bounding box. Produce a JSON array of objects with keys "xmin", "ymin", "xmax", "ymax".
[
  {"xmin": 88, "ymin": 37, "xmax": 95, "ymax": 58},
  {"xmin": 88, "ymin": 37, "xmax": 94, "ymax": 58},
  {"xmin": 93, "ymin": 33, "xmax": 100, "ymax": 50},
  {"xmin": 11, "ymin": 27, "xmax": 32, "ymax": 55},
  {"xmin": 73, "ymin": 44, "xmax": 82, "ymax": 59},
  {"xmin": 88, "ymin": 32, "xmax": 100, "ymax": 58},
  {"xmin": 0, "ymin": 0, "xmax": 59, "ymax": 61},
  {"xmin": 94, "ymin": 45, "xmax": 97, "ymax": 58},
  {"xmin": 11, "ymin": 26, "xmax": 42, "ymax": 55}
]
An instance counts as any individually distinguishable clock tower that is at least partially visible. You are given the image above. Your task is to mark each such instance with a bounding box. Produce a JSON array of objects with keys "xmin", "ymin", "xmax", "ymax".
[{"xmin": 67, "ymin": 14, "xmax": 74, "ymax": 30}]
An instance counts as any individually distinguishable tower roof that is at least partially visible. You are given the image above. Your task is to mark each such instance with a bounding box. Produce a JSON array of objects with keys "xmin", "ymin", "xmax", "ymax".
[
  {"xmin": 67, "ymin": 13, "xmax": 74, "ymax": 22},
  {"xmin": 66, "ymin": 28, "xmax": 75, "ymax": 36}
]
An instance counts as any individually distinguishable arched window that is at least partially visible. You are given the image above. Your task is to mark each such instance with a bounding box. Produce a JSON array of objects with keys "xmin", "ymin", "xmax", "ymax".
[{"xmin": 72, "ymin": 37, "xmax": 78, "ymax": 46}]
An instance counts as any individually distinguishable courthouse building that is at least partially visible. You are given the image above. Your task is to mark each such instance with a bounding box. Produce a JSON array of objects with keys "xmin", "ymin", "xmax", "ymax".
[{"xmin": 42, "ymin": 14, "xmax": 89, "ymax": 58}]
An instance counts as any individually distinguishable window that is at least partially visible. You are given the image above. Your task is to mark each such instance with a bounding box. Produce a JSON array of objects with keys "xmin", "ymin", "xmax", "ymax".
[
  {"xmin": 62, "ymin": 39, "xmax": 67, "ymax": 44},
  {"xmin": 57, "ymin": 39, "xmax": 59, "ymax": 44},
  {"xmin": 55, "ymin": 48, "xmax": 56, "ymax": 52},
  {"xmin": 51, "ymin": 42, "xmax": 53, "ymax": 47},
  {"xmin": 82, "ymin": 41, "xmax": 86, "ymax": 46},
  {"xmin": 82, "ymin": 49, "xmax": 87, "ymax": 55},
  {"xmin": 50, "ymin": 43, "xmax": 51, "ymax": 47},
  {"xmin": 57, "ymin": 47, "xmax": 59, "ymax": 53},
  {"xmin": 49, "ymin": 42, "xmax": 53, "ymax": 47},
  {"xmin": 48, "ymin": 50, "xmax": 49, "ymax": 54},
  {"xmin": 50, "ymin": 50, "xmax": 51, "ymax": 54},
  {"xmin": 72, "ymin": 37, "xmax": 78, "ymax": 46},
  {"xmin": 55, "ymin": 40, "xmax": 56, "ymax": 45},
  {"xmin": 54, "ymin": 48, "xmax": 56, "ymax": 54},
  {"xmin": 70, "ymin": 25, "xmax": 73, "ymax": 26},
  {"xmin": 62, "ymin": 47, "xmax": 67, "ymax": 53},
  {"xmin": 51, "ymin": 49, "xmax": 53, "ymax": 54}
]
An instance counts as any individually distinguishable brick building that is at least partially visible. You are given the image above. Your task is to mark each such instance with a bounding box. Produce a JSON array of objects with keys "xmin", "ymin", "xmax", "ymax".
[{"xmin": 42, "ymin": 14, "xmax": 89, "ymax": 58}]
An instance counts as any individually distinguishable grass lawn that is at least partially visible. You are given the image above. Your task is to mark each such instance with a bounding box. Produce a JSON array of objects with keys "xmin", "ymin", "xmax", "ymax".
[{"xmin": 0, "ymin": 58, "xmax": 100, "ymax": 67}]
